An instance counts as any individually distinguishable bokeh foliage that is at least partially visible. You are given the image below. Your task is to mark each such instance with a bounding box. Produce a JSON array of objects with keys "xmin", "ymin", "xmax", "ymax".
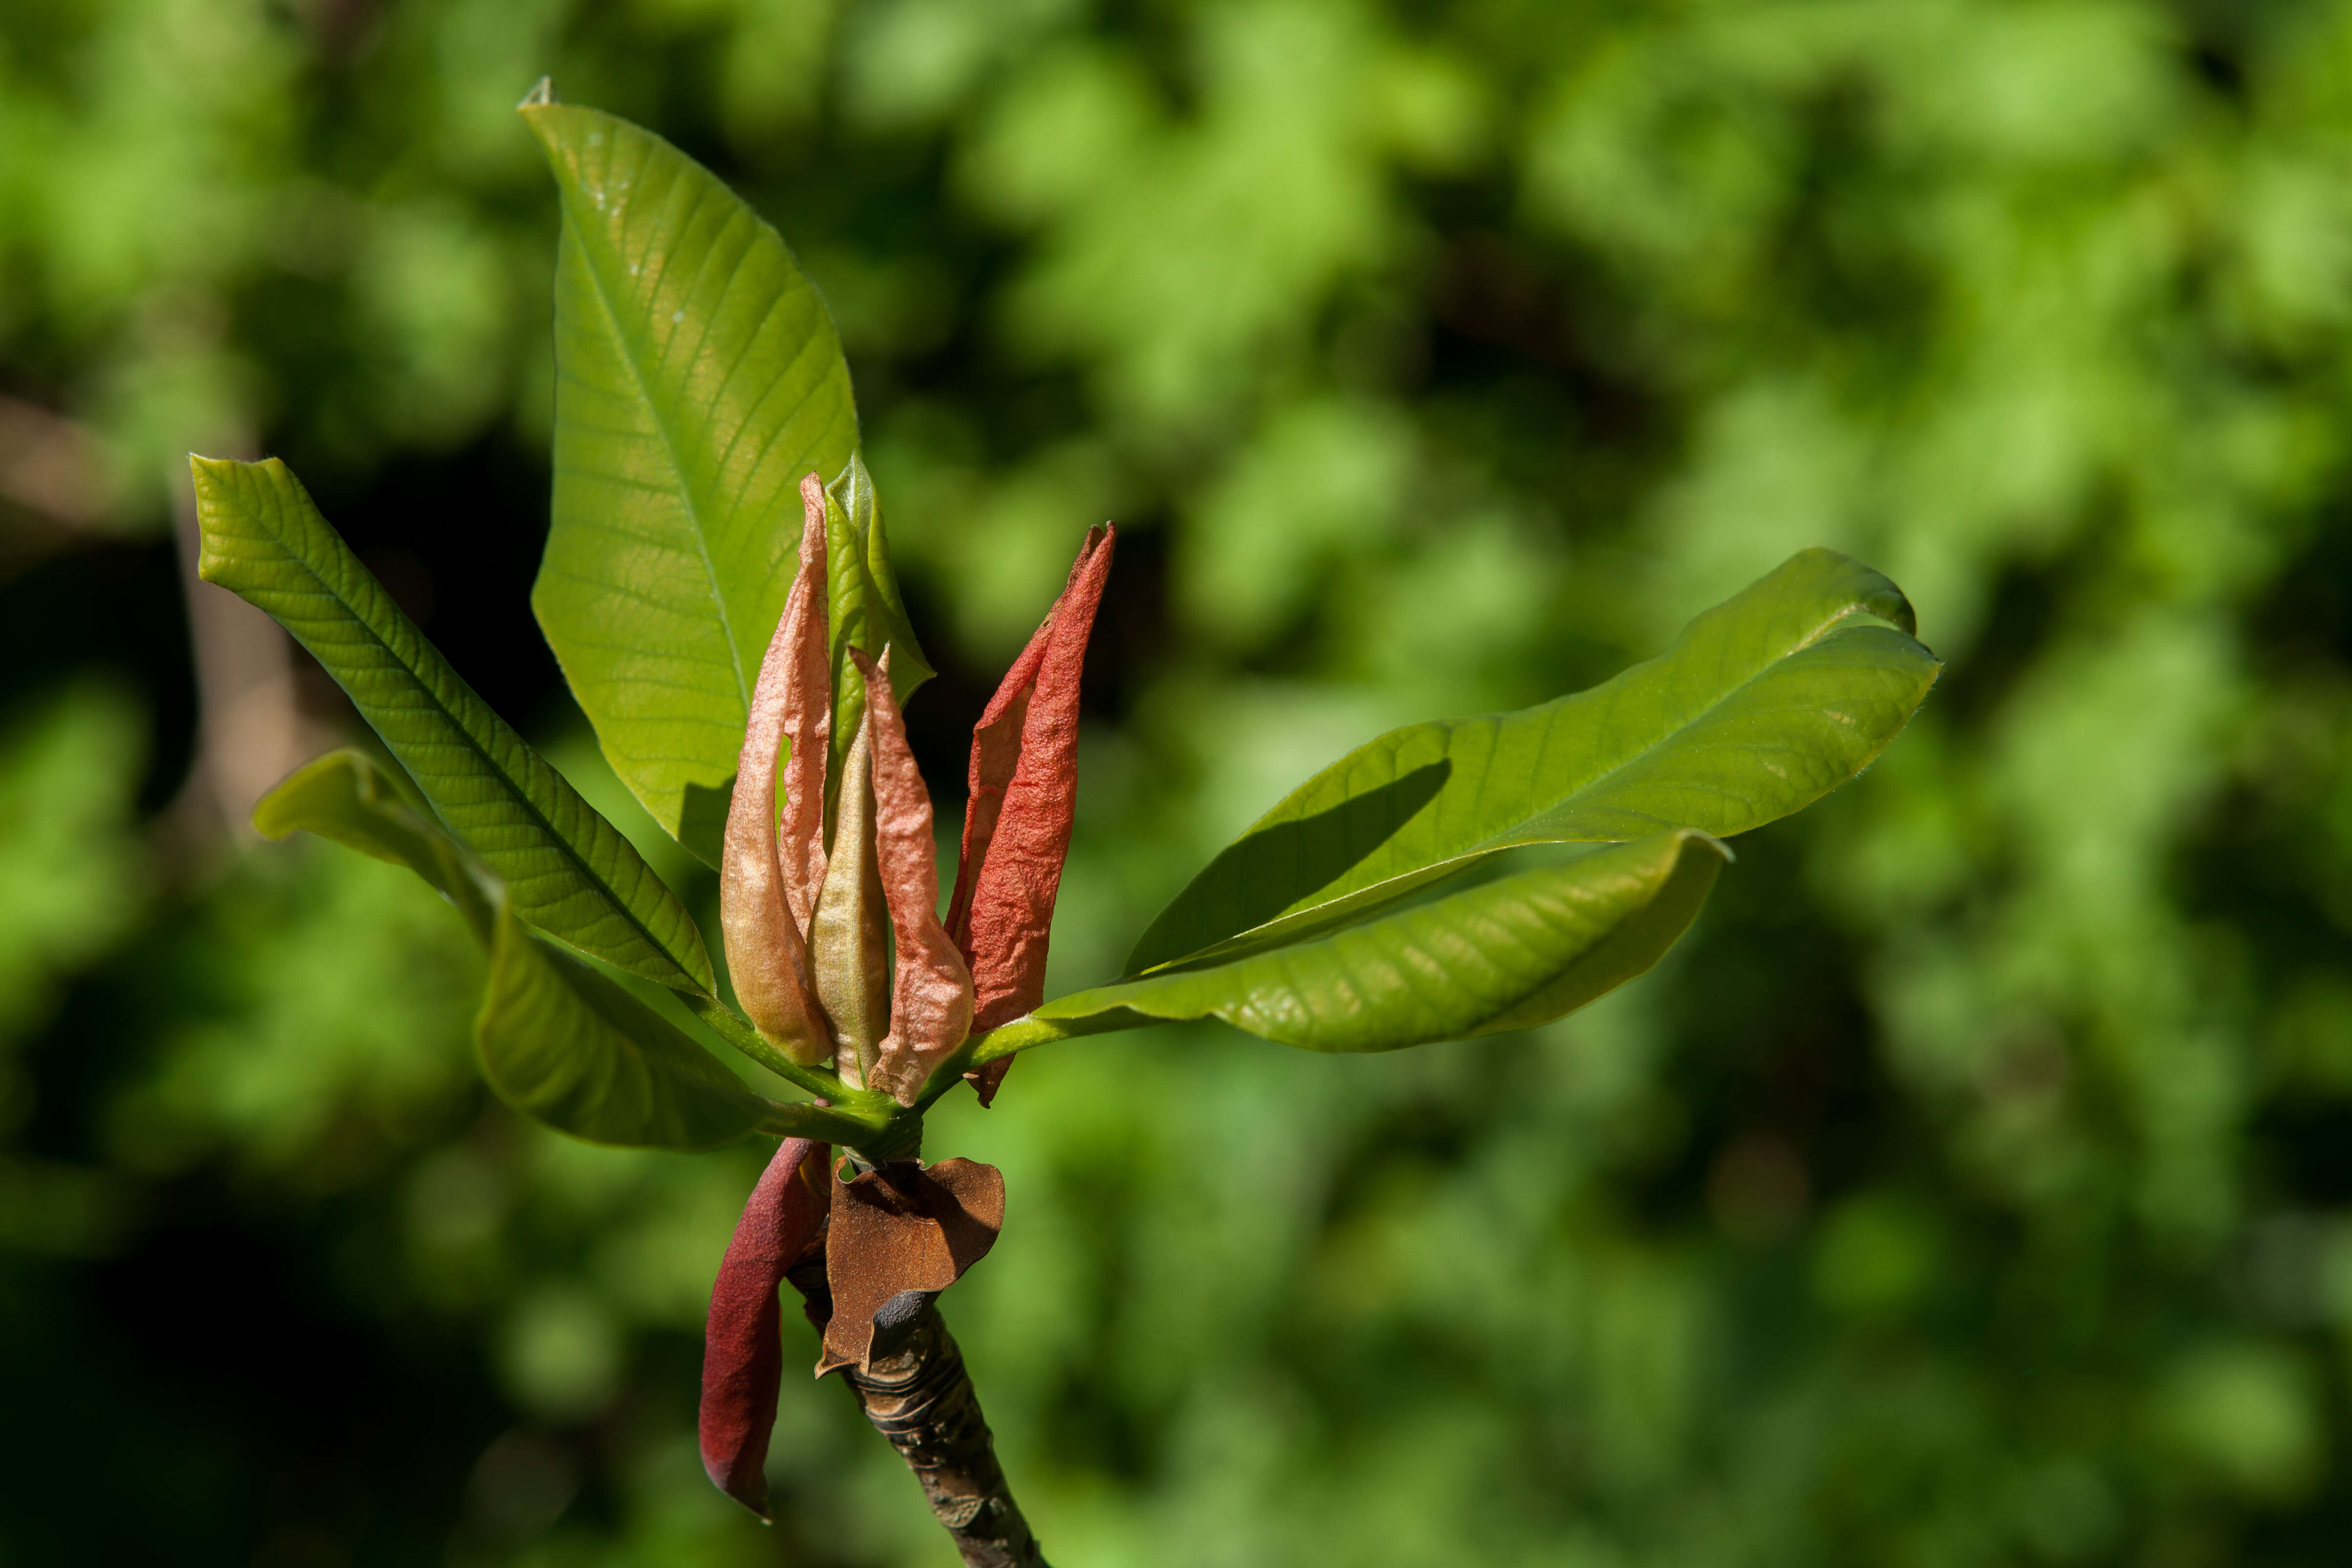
[{"xmin": 6, "ymin": 0, "xmax": 2352, "ymax": 1563}]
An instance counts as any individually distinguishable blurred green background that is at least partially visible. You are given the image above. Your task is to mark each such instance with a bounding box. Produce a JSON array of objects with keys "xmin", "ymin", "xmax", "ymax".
[{"xmin": 5, "ymin": 0, "xmax": 2352, "ymax": 1563}]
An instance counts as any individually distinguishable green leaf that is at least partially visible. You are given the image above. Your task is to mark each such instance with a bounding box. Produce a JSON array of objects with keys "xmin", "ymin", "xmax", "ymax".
[
  {"xmin": 476, "ymin": 907, "xmax": 778, "ymax": 1150},
  {"xmin": 256, "ymin": 749, "xmax": 866, "ymax": 1150},
  {"xmin": 1129, "ymin": 549, "xmax": 1937, "ymax": 973},
  {"xmin": 252, "ymin": 749, "xmax": 495, "ymax": 942},
  {"xmin": 1001, "ymin": 832, "xmax": 1727, "ymax": 1055},
  {"xmin": 823, "ymin": 453, "xmax": 933, "ymax": 789},
  {"xmin": 523, "ymin": 99, "xmax": 862, "ymax": 867},
  {"xmin": 194, "ymin": 456, "xmax": 714, "ymax": 993}
]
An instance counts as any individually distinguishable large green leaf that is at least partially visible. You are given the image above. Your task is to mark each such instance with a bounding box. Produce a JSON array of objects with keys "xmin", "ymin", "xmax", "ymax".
[
  {"xmin": 985, "ymin": 832, "xmax": 1727, "ymax": 1056},
  {"xmin": 255, "ymin": 750, "xmax": 866, "ymax": 1150},
  {"xmin": 524, "ymin": 97, "xmax": 861, "ymax": 867},
  {"xmin": 194, "ymin": 457, "xmax": 714, "ymax": 993},
  {"xmin": 1129, "ymin": 549, "xmax": 1937, "ymax": 973}
]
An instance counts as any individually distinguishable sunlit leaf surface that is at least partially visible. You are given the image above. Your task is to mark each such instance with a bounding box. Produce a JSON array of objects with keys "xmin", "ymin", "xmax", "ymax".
[
  {"xmin": 194, "ymin": 457, "xmax": 714, "ymax": 992},
  {"xmin": 525, "ymin": 101, "xmax": 861, "ymax": 866}
]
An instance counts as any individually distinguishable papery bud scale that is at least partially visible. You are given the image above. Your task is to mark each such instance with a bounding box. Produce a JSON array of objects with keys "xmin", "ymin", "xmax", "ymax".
[
  {"xmin": 948, "ymin": 525, "xmax": 1115, "ymax": 1103},
  {"xmin": 856, "ymin": 646, "xmax": 976, "ymax": 1106}
]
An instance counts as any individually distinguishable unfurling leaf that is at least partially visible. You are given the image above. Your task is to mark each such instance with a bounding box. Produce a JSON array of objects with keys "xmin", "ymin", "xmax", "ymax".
[
  {"xmin": 523, "ymin": 101, "xmax": 859, "ymax": 866},
  {"xmin": 193, "ymin": 456, "xmax": 714, "ymax": 993},
  {"xmin": 821, "ymin": 455, "xmax": 932, "ymax": 799},
  {"xmin": 1128, "ymin": 548, "xmax": 1937, "ymax": 975},
  {"xmin": 817, "ymin": 1159, "xmax": 1003, "ymax": 1377},
  {"xmin": 856, "ymin": 648, "xmax": 975, "ymax": 1106},
  {"xmin": 701, "ymin": 1138, "xmax": 830, "ymax": 1518},
  {"xmin": 947, "ymin": 524, "xmax": 1115, "ymax": 1103}
]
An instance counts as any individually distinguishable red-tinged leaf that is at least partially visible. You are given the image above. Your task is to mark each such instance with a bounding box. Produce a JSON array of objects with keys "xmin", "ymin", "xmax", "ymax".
[
  {"xmin": 700, "ymin": 1137, "xmax": 830, "ymax": 1517},
  {"xmin": 854, "ymin": 648, "xmax": 976, "ymax": 1105},
  {"xmin": 816, "ymin": 1158, "xmax": 1003, "ymax": 1376},
  {"xmin": 947, "ymin": 526, "xmax": 1115, "ymax": 1104},
  {"xmin": 780, "ymin": 475, "xmax": 834, "ymax": 931},
  {"xmin": 718, "ymin": 500, "xmax": 833, "ymax": 1064}
]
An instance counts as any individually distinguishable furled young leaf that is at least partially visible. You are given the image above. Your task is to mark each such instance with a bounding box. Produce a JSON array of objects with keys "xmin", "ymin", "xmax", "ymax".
[
  {"xmin": 810, "ymin": 717, "xmax": 890, "ymax": 1086},
  {"xmin": 195, "ymin": 457, "xmax": 714, "ymax": 993},
  {"xmin": 821, "ymin": 457, "xmax": 932, "ymax": 792},
  {"xmin": 1129, "ymin": 549, "xmax": 1936, "ymax": 973},
  {"xmin": 255, "ymin": 749, "xmax": 861, "ymax": 1150},
  {"xmin": 523, "ymin": 99, "xmax": 861, "ymax": 867},
  {"xmin": 996, "ymin": 832, "xmax": 1728, "ymax": 1056}
]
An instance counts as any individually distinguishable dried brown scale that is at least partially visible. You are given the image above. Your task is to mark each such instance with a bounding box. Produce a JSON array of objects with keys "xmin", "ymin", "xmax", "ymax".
[
  {"xmin": 786, "ymin": 1253, "xmax": 1051, "ymax": 1568},
  {"xmin": 817, "ymin": 1157, "xmax": 1002, "ymax": 1376}
]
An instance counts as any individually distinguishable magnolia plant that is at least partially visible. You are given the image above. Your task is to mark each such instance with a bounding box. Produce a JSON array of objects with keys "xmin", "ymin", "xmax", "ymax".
[{"xmin": 189, "ymin": 88, "xmax": 1938, "ymax": 1568}]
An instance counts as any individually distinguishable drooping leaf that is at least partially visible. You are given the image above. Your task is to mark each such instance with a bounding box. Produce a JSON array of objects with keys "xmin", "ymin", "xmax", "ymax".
[
  {"xmin": 1129, "ymin": 549, "xmax": 1936, "ymax": 973},
  {"xmin": 196, "ymin": 456, "xmax": 714, "ymax": 992},
  {"xmin": 523, "ymin": 99, "xmax": 861, "ymax": 867},
  {"xmin": 252, "ymin": 749, "xmax": 494, "ymax": 942},
  {"xmin": 254, "ymin": 749, "xmax": 865, "ymax": 1151},
  {"xmin": 821, "ymin": 455, "xmax": 932, "ymax": 793},
  {"xmin": 475, "ymin": 905, "xmax": 782, "ymax": 1149},
  {"xmin": 1000, "ymin": 831, "xmax": 1728, "ymax": 1056}
]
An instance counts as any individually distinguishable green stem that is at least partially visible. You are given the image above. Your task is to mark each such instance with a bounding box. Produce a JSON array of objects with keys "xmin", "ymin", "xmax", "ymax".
[
  {"xmin": 734, "ymin": 1003, "xmax": 1135, "ymax": 1161},
  {"xmin": 910, "ymin": 1041, "xmax": 979, "ymax": 1115},
  {"xmin": 754, "ymin": 1099, "xmax": 882, "ymax": 1145},
  {"xmin": 675, "ymin": 990, "xmax": 896, "ymax": 1123},
  {"xmin": 964, "ymin": 1013, "xmax": 1096, "ymax": 1065},
  {"xmin": 898, "ymin": 1011, "xmax": 1129, "ymax": 1116}
]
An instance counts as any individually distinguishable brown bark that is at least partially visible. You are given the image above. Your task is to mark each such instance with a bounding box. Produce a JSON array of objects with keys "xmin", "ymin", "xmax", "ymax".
[{"xmin": 787, "ymin": 1254, "xmax": 1049, "ymax": 1568}]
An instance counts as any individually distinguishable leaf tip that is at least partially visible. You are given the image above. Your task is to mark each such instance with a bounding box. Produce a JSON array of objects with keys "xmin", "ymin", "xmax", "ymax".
[
  {"xmin": 185, "ymin": 452, "xmax": 236, "ymax": 500},
  {"xmin": 1680, "ymin": 826, "xmax": 1734, "ymax": 866},
  {"xmin": 517, "ymin": 75, "xmax": 555, "ymax": 111}
]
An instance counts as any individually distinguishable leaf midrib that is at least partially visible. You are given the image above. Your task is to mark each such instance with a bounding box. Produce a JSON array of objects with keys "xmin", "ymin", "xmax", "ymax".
[
  {"xmin": 245, "ymin": 500, "xmax": 704, "ymax": 991},
  {"xmin": 562, "ymin": 168, "xmax": 751, "ymax": 719},
  {"xmin": 1120, "ymin": 834, "xmax": 1700, "ymax": 1039},
  {"xmin": 1488, "ymin": 599, "xmax": 1891, "ymax": 838},
  {"xmin": 1165, "ymin": 606, "xmax": 1912, "ymax": 971}
]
